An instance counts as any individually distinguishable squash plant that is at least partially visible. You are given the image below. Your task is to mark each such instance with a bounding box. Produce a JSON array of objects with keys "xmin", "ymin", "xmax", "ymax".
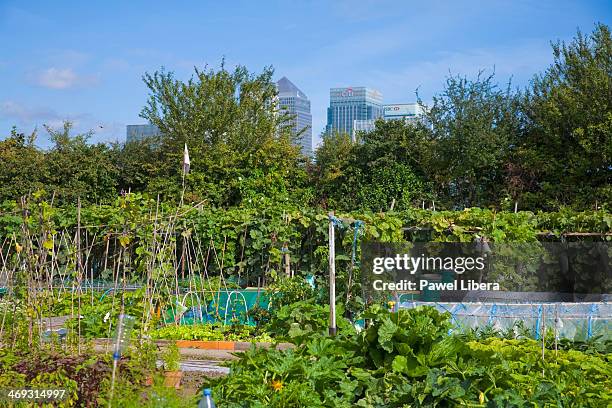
[{"xmin": 208, "ymin": 306, "xmax": 612, "ymax": 407}]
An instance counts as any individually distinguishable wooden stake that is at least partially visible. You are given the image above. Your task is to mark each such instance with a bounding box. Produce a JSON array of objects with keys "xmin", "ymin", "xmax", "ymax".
[
  {"xmin": 283, "ymin": 246, "xmax": 291, "ymax": 278},
  {"xmin": 181, "ymin": 239, "xmax": 186, "ymax": 280},
  {"xmin": 77, "ymin": 197, "xmax": 82, "ymax": 354}
]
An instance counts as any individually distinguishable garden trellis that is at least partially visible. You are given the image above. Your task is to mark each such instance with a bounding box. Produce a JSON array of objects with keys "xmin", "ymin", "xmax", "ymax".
[
  {"xmin": 0, "ymin": 196, "xmax": 281, "ymax": 350},
  {"xmin": 0, "ymin": 193, "xmax": 610, "ymax": 350}
]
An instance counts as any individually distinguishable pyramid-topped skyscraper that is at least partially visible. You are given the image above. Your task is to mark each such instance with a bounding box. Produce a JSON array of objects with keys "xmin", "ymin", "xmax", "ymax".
[{"xmin": 276, "ymin": 77, "xmax": 313, "ymax": 157}]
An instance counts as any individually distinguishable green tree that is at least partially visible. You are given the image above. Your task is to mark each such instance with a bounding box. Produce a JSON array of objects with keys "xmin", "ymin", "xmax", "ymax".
[
  {"xmin": 140, "ymin": 62, "xmax": 310, "ymax": 206},
  {"xmin": 43, "ymin": 121, "xmax": 119, "ymax": 204},
  {"xmin": 421, "ymin": 72, "xmax": 522, "ymax": 208},
  {"xmin": 315, "ymin": 120, "xmax": 429, "ymax": 211},
  {"xmin": 0, "ymin": 127, "xmax": 45, "ymax": 202},
  {"xmin": 313, "ymin": 131, "xmax": 354, "ymax": 207},
  {"xmin": 112, "ymin": 138, "xmax": 164, "ymax": 194},
  {"xmin": 347, "ymin": 120, "xmax": 430, "ymax": 211},
  {"xmin": 520, "ymin": 23, "xmax": 612, "ymax": 209}
]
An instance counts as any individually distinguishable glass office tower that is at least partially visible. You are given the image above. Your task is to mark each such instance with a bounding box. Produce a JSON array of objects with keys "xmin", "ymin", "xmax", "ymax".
[
  {"xmin": 126, "ymin": 124, "xmax": 160, "ymax": 143},
  {"xmin": 383, "ymin": 103, "xmax": 426, "ymax": 123},
  {"xmin": 325, "ymin": 87, "xmax": 383, "ymax": 137},
  {"xmin": 276, "ymin": 77, "xmax": 313, "ymax": 157}
]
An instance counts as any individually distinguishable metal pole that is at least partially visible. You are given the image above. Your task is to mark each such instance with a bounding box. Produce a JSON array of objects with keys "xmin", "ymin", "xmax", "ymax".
[
  {"xmin": 541, "ymin": 306, "xmax": 546, "ymax": 377},
  {"xmin": 328, "ymin": 212, "xmax": 337, "ymax": 336}
]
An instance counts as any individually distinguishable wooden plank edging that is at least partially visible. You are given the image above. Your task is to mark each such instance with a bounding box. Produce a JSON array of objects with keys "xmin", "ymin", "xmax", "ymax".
[{"xmin": 92, "ymin": 338, "xmax": 293, "ymax": 351}]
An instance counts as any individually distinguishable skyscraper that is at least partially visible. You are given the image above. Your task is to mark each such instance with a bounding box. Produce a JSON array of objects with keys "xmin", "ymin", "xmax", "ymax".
[
  {"xmin": 325, "ymin": 87, "xmax": 383, "ymax": 137},
  {"xmin": 352, "ymin": 103, "xmax": 428, "ymax": 140},
  {"xmin": 276, "ymin": 77, "xmax": 313, "ymax": 157},
  {"xmin": 383, "ymin": 103, "xmax": 426, "ymax": 123},
  {"xmin": 126, "ymin": 124, "xmax": 160, "ymax": 143}
]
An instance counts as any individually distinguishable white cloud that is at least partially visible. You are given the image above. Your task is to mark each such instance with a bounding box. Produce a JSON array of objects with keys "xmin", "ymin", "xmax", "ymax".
[
  {"xmin": 37, "ymin": 68, "xmax": 77, "ymax": 89},
  {"xmin": 0, "ymin": 100, "xmax": 128, "ymax": 145},
  {"xmin": 0, "ymin": 100, "xmax": 91, "ymax": 134},
  {"xmin": 0, "ymin": 100, "xmax": 62, "ymax": 123},
  {"xmin": 33, "ymin": 67, "xmax": 99, "ymax": 90},
  {"xmin": 370, "ymin": 40, "xmax": 553, "ymax": 103}
]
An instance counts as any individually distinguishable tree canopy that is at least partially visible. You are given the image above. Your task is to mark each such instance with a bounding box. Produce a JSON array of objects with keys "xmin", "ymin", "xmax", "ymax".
[
  {"xmin": 518, "ymin": 23, "xmax": 612, "ymax": 209},
  {"xmin": 1, "ymin": 25, "xmax": 610, "ymax": 212},
  {"xmin": 139, "ymin": 62, "xmax": 311, "ymax": 206}
]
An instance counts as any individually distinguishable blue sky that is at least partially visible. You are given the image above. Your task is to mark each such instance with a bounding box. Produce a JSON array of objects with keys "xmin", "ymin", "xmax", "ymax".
[{"xmin": 1, "ymin": 0, "xmax": 610, "ymax": 148}]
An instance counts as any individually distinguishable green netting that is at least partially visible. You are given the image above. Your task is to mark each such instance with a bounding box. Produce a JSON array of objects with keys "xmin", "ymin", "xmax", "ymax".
[{"xmin": 164, "ymin": 289, "xmax": 270, "ymax": 325}]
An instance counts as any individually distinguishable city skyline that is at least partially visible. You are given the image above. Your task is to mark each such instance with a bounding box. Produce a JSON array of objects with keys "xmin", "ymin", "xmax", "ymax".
[
  {"xmin": 1, "ymin": 1, "xmax": 610, "ymax": 148},
  {"xmin": 124, "ymin": 79, "xmax": 422, "ymax": 153}
]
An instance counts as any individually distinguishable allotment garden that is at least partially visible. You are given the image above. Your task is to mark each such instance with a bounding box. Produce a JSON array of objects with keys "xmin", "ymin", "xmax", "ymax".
[{"xmin": 0, "ymin": 194, "xmax": 610, "ymax": 407}]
